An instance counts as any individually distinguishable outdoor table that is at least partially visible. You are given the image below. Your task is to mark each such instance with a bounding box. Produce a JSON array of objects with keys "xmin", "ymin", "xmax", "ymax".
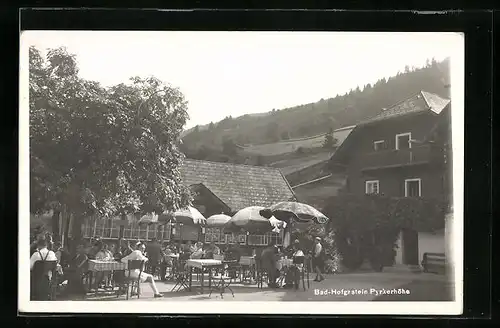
[
  {"xmin": 185, "ymin": 259, "xmax": 222, "ymax": 293},
  {"xmin": 87, "ymin": 260, "xmax": 127, "ymax": 297}
]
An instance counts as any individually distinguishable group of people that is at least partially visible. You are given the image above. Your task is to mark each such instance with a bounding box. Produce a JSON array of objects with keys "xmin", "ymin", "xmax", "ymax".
[
  {"xmin": 258, "ymin": 236, "xmax": 326, "ymax": 289},
  {"xmin": 29, "ymin": 234, "xmax": 90, "ymax": 300},
  {"xmin": 30, "ymin": 231, "xmax": 328, "ymax": 300}
]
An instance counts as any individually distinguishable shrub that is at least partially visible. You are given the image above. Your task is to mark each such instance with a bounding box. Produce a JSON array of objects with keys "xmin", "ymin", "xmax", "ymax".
[
  {"xmin": 323, "ymin": 193, "xmax": 448, "ymax": 271},
  {"xmin": 291, "ymin": 223, "xmax": 343, "ymax": 274}
]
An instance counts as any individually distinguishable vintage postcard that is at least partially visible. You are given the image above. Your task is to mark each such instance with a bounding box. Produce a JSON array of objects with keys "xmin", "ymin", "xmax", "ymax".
[{"xmin": 19, "ymin": 30, "xmax": 464, "ymax": 315}]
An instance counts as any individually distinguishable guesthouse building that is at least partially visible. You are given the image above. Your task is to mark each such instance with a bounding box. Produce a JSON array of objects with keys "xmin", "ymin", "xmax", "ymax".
[{"xmin": 328, "ymin": 90, "xmax": 452, "ymax": 269}]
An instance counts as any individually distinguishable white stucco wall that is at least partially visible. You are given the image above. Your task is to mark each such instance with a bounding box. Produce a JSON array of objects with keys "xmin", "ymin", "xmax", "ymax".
[
  {"xmin": 418, "ymin": 231, "xmax": 445, "ymax": 264},
  {"xmin": 394, "ymin": 231, "xmax": 403, "ymax": 265}
]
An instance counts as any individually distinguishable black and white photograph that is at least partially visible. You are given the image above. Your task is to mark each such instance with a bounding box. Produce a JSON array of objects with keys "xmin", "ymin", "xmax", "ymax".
[{"xmin": 19, "ymin": 31, "xmax": 464, "ymax": 315}]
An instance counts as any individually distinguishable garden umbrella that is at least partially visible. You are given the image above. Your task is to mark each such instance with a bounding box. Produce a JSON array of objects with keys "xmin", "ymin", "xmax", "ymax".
[
  {"xmin": 224, "ymin": 206, "xmax": 274, "ymax": 234},
  {"xmin": 206, "ymin": 214, "xmax": 232, "ymax": 228},
  {"xmin": 157, "ymin": 206, "xmax": 207, "ymax": 226},
  {"xmin": 261, "ymin": 201, "xmax": 330, "ymax": 224},
  {"xmin": 171, "ymin": 206, "xmax": 207, "ymax": 226},
  {"xmin": 138, "ymin": 212, "xmax": 159, "ymax": 224}
]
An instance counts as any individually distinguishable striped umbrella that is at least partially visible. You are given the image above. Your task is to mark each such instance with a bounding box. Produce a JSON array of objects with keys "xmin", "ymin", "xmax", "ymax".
[
  {"xmin": 224, "ymin": 206, "xmax": 274, "ymax": 234},
  {"xmin": 206, "ymin": 214, "xmax": 232, "ymax": 228},
  {"xmin": 263, "ymin": 201, "xmax": 329, "ymax": 224}
]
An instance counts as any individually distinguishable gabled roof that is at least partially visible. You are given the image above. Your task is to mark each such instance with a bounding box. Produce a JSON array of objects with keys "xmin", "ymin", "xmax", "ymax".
[
  {"xmin": 361, "ymin": 91, "xmax": 450, "ymax": 125},
  {"xmin": 180, "ymin": 159, "xmax": 296, "ymax": 212},
  {"xmin": 330, "ymin": 91, "xmax": 450, "ymax": 165}
]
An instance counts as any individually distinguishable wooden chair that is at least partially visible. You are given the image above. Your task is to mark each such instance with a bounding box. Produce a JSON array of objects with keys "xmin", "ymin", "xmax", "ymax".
[
  {"xmin": 255, "ymin": 259, "xmax": 268, "ymax": 289},
  {"xmin": 293, "ymin": 256, "xmax": 309, "ymax": 291},
  {"xmin": 171, "ymin": 254, "xmax": 190, "ymax": 292},
  {"xmin": 209, "ymin": 262, "xmax": 235, "ymax": 299},
  {"xmin": 125, "ymin": 260, "xmax": 145, "ymax": 300},
  {"xmin": 31, "ymin": 260, "xmax": 58, "ymax": 300}
]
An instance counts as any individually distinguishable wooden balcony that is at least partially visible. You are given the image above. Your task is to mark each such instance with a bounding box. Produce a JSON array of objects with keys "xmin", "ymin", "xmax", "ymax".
[{"xmin": 360, "ymin": 145, "xmax": 440, "ymax": 171}]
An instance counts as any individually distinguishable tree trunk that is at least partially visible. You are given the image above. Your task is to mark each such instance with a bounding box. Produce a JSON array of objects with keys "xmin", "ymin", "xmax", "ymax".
[
  {"xmin": 63, "ymin": 211, "xmax": 71, "ymax": 249},
  {"xmin": 71, "ymin": 212, "xmax": 84, "ymax": 244},
  {"xmin": 51, "ymin": 210, "xmax": 61, "ymax": 242}
]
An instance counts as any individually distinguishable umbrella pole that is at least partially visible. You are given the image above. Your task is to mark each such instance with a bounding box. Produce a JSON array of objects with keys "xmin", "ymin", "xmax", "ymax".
[{"xmin": 180, "ymin": 223, "xmax": 183, "ymax": 245}]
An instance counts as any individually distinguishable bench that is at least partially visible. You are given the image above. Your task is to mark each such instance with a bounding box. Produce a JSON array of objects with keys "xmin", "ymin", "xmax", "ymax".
[{"xmin": 421, "ymin": 252, "xmax": 446, "ymax": 274}]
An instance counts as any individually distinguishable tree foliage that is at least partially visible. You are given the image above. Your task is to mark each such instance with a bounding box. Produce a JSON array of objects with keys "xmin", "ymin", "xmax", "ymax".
[{"xmin": 30, "ymin": 46, "xmax": 192, "ymax": 223}]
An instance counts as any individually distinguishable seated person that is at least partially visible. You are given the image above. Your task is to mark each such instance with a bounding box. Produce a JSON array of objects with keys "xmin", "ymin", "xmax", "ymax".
[
  {"xmin": 120, "ymin": 242, "xmax": 163, "ymax": 298},
  {"xmin": 190, "ymin": 242, "xmax": 205, "ymax": 259},
  {"xmin": 65, "ymin": 244, "xmax": 89, "ymax": 296},
  {"xmin": 204, "ymin": 242, "xmax": 221, "ymax": 259},
  {"xmin": 185, "ymin": 241, "xmax": 196, "ymax": 254},
  {"xmin": 30, "ymin": 237, "xmax": 59, "ymax": 300},
  {"xmin": 160, "ymin": 244, "xmax": 174, "ymax": 281},
  {"xmin": 225, "ymin": 243, "xmax": 242, "ymax": 262},
  {"xmin": 95, "ymin": 243, "xmax": 113, "ymax": 287}
]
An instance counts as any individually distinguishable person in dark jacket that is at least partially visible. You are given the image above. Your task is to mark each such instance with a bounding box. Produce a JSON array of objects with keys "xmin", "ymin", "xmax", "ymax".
[{"xmin": 259, "ymin": 240, "xmax": 279, "ymax": 288}]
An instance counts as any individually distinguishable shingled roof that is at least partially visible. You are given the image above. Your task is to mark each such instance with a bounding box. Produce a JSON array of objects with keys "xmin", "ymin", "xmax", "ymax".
[
  {"xmin": 362, "ymin": 90, "xmax": 450, "ymax": 124},
  {"xmin": 330, "ymin": 91, "xmax": 450, "ymax": 165},
  {"xmin": 180, "ymin": 159, "xmax": 296, "ymax": 212}
]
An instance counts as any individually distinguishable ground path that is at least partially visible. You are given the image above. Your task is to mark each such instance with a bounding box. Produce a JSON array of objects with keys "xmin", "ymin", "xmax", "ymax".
[{"xmin": 79, "ymin": 271, "xmax": 453, "ymax": 302}]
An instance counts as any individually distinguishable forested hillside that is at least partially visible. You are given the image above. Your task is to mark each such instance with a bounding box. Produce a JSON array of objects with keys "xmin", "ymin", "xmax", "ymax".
[{"xmin": 181, "ymin": 58, "xmax": 450, "ymax": 163}]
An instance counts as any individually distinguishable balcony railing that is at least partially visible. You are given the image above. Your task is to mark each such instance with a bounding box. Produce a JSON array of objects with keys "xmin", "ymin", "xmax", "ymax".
[{"xmin": 361, "ymin": 145, "xmax": 439, "ymax": 171}]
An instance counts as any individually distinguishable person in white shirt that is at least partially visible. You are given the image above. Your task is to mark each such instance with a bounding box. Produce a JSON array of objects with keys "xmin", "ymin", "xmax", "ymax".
[
  {"xmin": 120, "ymin": 242, "xmax": 163, "ymax": 298},
  {"xmin": 30, "ymin": 238, "xmax": 59, "ymax": 300},
  {"xmin": 95, "ymin": 243, "xmax": 113, "ymax": 287},
  {"xmin": 30, "ymin": 238, "xmax": 58, "ymax": 270},
  {"xmin": 312, "ymin": 237, "xmax": 325, "ymax": 282}
]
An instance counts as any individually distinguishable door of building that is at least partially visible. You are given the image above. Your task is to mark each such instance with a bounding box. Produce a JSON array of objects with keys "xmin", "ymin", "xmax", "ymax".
[{"xmin": 402, "ymin": 228, "xmax": 419, "ymax": 265}]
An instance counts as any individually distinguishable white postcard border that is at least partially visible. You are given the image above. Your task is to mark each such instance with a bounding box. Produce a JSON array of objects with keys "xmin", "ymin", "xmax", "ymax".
[{"xmin": 19, "ymin": 31, "xmax": 464, "ymax": 315}]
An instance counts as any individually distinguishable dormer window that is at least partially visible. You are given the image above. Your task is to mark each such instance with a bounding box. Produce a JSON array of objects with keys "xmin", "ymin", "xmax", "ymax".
[
  {"xmin": 396, "ymin": 132, "xmax": 412, "ymax": 150},
  {"xmin": 373, "ymin": 140, "xmax": 385, "ymax": 151}
]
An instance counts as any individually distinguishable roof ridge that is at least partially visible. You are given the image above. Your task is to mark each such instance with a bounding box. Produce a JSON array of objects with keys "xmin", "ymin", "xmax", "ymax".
[
  {"xmin": 420, "ymin": 90, "xmax": 451, "ymax": 114},
  {"xmin": 183, "ymin": 158, "xmax": 282, "ymax": 171}
]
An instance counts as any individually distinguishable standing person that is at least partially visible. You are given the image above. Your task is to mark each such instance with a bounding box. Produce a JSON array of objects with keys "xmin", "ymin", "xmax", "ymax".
[
  {"xmin": 120, "ymin": 242, "xmax": 163, "ymax": 298},
  {"xmin": 312, "ymin": 237, "xmax": 325, "ymax": 282},
  {"xmin": 259, "ymin": 240, "xmax": 279, "ymax": 288},
  {"xmin": 146, "ymin": 238, "xmax": 163, "ymax": 280}
]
